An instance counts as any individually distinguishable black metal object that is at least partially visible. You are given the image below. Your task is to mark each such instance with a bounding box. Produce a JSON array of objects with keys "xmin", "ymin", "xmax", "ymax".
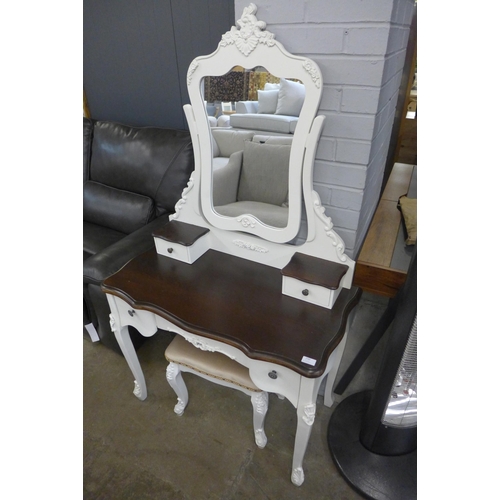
[
  {"xmin": 328, "ymin": 245, "xmax": 417, "ymax": 499},
  {"xmin": 333, "ymin": 295, "xmax": 398, "ymax": 396},
  {"xmin": 328, "ymin": 391, "xmax": 417, "ymax": 500}
]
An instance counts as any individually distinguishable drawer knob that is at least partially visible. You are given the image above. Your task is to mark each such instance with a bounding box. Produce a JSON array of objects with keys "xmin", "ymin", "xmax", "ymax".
[
  {"xmin": 167, "ymin": 247, "xmax": 174, "ymax": 254},
  {"xmin": 268, "ymin": 370, "xmax": 278, "ymax": 379},
  {"xmin": 128, "ymin": 309, "xmax": 135, "ymax": 317},
  {"xmin": 302, "ymin": 289, "xmax": 309, "ymax": 296}
]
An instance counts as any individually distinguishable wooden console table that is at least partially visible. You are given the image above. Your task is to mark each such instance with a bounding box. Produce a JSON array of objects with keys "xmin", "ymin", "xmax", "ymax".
[
  {"xmin": 353, "ymin": 163, "xmax": 417, "ymax": 297},
  {"xmin": 102, "ymin": 248, "xmax": 360, "ymax": 486}
]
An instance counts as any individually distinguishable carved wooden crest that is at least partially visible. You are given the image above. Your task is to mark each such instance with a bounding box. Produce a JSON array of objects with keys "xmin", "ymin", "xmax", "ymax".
[{"xmin": 220, "ymin": 3, "xmax": 276, "ymax": 56}]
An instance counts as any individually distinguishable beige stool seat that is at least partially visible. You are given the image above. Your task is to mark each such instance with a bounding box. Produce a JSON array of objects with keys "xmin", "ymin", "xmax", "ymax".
[{"xmin": 165, "ymin": 335, "xmax": 269, "ymax": 448}]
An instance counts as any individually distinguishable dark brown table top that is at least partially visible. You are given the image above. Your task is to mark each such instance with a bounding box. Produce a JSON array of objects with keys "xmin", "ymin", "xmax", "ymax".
[{"xmin": 102, "ymin": 248, "xmax": 360, "ymax": 378}]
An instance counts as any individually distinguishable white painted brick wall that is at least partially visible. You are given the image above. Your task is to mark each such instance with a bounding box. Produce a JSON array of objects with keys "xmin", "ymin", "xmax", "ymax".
[{"xmin": 234, "ymin": 0, "xmax": 415, "ymax": 257}]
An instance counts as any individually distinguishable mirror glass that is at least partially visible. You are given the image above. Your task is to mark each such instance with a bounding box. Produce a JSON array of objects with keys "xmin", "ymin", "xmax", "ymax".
[
  {"xmin": 203, "ymin": 66, "xmax": 305, "ymax": 230},
  {"xmin": 184, "ymin": 5, "xmax": 323, "ymax": 244}
]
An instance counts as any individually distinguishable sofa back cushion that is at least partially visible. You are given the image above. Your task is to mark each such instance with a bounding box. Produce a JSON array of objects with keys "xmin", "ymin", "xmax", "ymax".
[
  {"xmin": 211, "ymin": 129, "xmax": 255, "ymax": 158},
  {"xmin": 237, "ymin": 141, "xmax": 291, "ymax": 206},
  {"xmin": 83, "ymin": 181, "xmax": 155, "ymax": 234},
  {"xmin": 89, "ymin": 121, "xmax": 194, "ymax": 216},
  {"xmin": 257, "ymin": 89, "xmax": 279, "ymax": 114},
  {"xmin": 275, "ymin": 78, "xmax": 305, "ymax": 117}
]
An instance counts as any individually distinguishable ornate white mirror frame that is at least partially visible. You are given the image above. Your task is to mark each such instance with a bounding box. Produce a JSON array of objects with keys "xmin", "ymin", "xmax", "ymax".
[
  {"xmin": 185, "ymin": 3, "xmax": 324, "ymax": 243},
  {"xmin": 172, "ymin": 3, "xmax": 355, "ymax": 287}
]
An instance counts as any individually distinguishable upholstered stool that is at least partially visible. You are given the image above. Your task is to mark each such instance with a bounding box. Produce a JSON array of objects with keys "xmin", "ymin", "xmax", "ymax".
[{"xmin": 164, "ymin": 335, "xmax": 269, "ymax": 448}]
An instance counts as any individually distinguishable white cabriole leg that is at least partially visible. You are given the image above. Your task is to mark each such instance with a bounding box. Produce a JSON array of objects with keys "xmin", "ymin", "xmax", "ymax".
[
  {"xmin": 251, "ymin": 391, "xmax": 268, "ymax": 448},
  {"xmin": 291, "ymin": 402, "xmax": 316, "ymax": 486},
  {"xmin": 290, "ymin": 375, "xmax": 324, "ymax": 486},
  {"xmin": 324, "ymin": 306, "xmax": 357, "ymax": 408},
  {"xmin": 109, "ymin": 314, "xmax": 147, "ymax": 401},
  {"xmin": 166, "ymin": 363, "xmax": 189, "ymax": 416}
]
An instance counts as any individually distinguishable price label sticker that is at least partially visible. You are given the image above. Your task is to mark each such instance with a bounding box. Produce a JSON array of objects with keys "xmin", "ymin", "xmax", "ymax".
[{"xmin": 301, "ymin": 356, "xmax": 317, "ymax": 366}]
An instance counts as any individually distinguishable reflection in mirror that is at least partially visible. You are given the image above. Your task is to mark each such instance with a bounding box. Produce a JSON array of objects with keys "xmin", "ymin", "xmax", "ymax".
[
  {"xmin": 204, "ymin": 66, "xmax": 305, "ymax": 230},
  {"xmin": 212, "ymin": 137, "xmax": 292, "ymax": 228}
]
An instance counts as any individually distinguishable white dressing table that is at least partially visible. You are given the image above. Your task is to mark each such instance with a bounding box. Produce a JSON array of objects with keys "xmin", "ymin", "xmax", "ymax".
[
  {"xmin": 103, "ymin": 3, "xmax": 358, "ymax": 486},
  {"xmin": 104, "ymin": 237, "xmax": 359, "ymax": 486}
]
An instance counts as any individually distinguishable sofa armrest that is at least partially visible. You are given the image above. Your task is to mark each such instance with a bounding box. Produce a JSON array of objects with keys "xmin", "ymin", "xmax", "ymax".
[
  {"xmin": 83, "ymin": 214, "xmax": 172, "ymax": 285},
  {"xmin": 212, "ymin": 151, "xmax": 243, "ymax": 206},
  {"xmin": 235, "ymin": 101, "xmax": 258, "ymax": 114}
]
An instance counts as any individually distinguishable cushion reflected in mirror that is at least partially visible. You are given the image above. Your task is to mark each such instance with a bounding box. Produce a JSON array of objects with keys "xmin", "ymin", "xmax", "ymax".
[
  {"xmin": 258, "ymin": 89, "xmax": 279, "ymax": 114},
  {"xmin": 275, "ymin": 78, "xmax": 305, "ymax": 117}
]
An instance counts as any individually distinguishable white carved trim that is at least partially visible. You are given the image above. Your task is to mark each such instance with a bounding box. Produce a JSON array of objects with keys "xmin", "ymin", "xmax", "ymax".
[
  {"xmin": 236, "ymin": 215, "xmax": 257, "ymax": 228},
  {"xmin": 232, "ymin": 239, "xmax": 269, "ymax": 253},
  {"xmin": 291, "ymin": 467, "xmax": 305, "ymax": 486},
  {"xmin": 133, "ymin": 380, "xmax": 143, "ymax": 399},
  {"xmin": 109, "ymin": 314, "xmax": 117, "ymax": 333},
  {"xmin": 312, "ymin": 192, "xmax": 348, "ymax": 262},
  {"xmin": 251, "ymin": 391, "xmax": 268, "ymax": 448},
  {"xmin": 183, "ymin": 334, "xmax": 236, "ymax": 360},
  {"xmin": 301, "ymin": 403, "xmax": 316, "ymax": 426},
  {"xmin": 253, "ymin": 391, "xmax": 268, "ymax": 414},
  {"xmin": 174, "ymin": 398, "xmax": 187, "ymax": 416},
  {"xmin": 219, "ymin": 3, "xmax": 275, "ymax": 56},
  {"xmin": 187, "ymin": 61, "xmax": 199, "ymax": 86},
  {"xmin": 171, "ymin": 173, "xmax": 195, "ymax": 220},
  {"xmin": 254, "ymin": 428, "xmax": 267, "ymax": 448},
  {"xmin": 166, "ymin": 364, "xmax": 176, "ymax": 381},
  {"xmin": 303, "ymin": 60, "xmax": 321, "ymax": 88}
]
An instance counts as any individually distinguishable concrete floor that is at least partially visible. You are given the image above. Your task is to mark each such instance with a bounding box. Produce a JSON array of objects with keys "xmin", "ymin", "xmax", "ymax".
[{"xmin": 83, "ymin": 292, "xmax": 391, "ymax": 499}]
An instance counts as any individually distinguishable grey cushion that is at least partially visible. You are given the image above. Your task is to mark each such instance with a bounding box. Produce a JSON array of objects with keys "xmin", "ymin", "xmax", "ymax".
[
  {"xmin": 212, "ymin": 157, "xmax": 230, "ymax": 170},
  {"xmin": 211, "ymin": 129, "xmax": 255, "ymax": 157},
  {"xmin": 212, "ymin": 151, "xmax": 243, "ymax": 206},
  {"xmin": 257, "ymin": 89, "xmax": 279, "ymax": 114},
  {"xmin": 275, "ymin": 78, "xmax": 305, "ymax": 117},
  {"xmin": 211, "ymin": 131, "xmax": 221, "ymax": 157},
  {"xmin": 237, "ymin": 141, "xmax": 291, "ymax": 206},
  {"xmin": 83, "ymin": 181, "xmax": 155, "ymax": 234},
  {"xmin": 264, "ymin": 82, "xmax": 280, "ymax": 90}
]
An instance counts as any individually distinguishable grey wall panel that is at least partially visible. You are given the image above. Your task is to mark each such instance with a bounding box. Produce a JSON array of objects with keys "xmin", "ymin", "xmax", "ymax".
[
  {"xmin": 83, "ymin": 0, "xmax": 234, "ymax": 129},
  {"xmin": 171, "ymin": 0, "xmax": 234, "ymax": 106}
]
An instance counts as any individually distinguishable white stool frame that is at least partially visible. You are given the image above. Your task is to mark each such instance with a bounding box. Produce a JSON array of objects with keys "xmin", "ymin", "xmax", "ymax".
[{"xmin": 166, "ymin": 360, "xmax": 269, "ymax": 449}]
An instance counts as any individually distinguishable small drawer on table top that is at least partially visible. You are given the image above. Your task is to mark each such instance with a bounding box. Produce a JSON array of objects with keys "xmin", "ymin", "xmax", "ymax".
[
  {"xmin": 281, "ymin": 253, "xmax": 349, "ymax": 309},
  {"xmin": 153, "ymin": 221, "xmax": 210, "ymax": 264},
  {"xmin": 282, "ymin": 276, "xmax": 342, "ymax": 309}
]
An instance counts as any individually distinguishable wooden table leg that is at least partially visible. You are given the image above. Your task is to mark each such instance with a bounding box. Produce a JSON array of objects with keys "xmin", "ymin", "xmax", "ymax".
[
  {"xmin": 251, "ymin": 391, "xmax": 268, "ymax": 449},
  {"xmin": 109, "ymin": 315, "xmax": 148, "ymax": 401},
  {"xmin": 166, "ymin": 362, "xmax": 189, "ymax": 415},
  {"xmin": 290, "ymin": 376, "xmax": 323, "ymax": 486},
  {"xmin": 291, "ymin": 402, "xmax": 315, "ymax": 485}
]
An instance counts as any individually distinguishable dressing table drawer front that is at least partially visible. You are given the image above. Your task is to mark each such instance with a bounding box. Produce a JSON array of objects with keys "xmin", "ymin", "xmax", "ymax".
[
  {"xmin": 282, "ymin": 276, "xmax": 341, "ymax": 309},
  {"xmin": 154, "ymin": 237, "xmax": 209, "ymax": 264},
  {"xmin": 114, "ymin": 297, "xmax": 157, "ymax": 336}
]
